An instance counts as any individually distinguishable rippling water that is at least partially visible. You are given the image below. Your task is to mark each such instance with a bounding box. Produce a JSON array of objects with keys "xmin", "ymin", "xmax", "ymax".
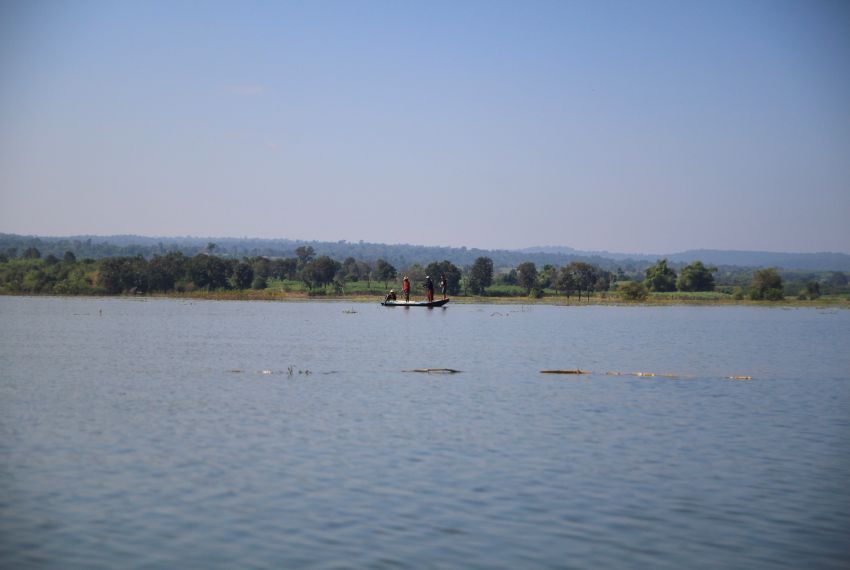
[{"xmin": 1, "ymin": 297, "xmax": 849, "ymax": 569}]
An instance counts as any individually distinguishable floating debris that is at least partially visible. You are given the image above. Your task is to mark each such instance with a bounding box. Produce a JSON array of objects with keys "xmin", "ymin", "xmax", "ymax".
[
  {"xmin": 540, "ymin": 370, "xmax": 589, "ymax": 375},
  {"xmin": 605, "ymin": 371, "xmax": 679, "ymax": 378},
  {"xmin": 228, "ymin": 367, "xmax": 324, "ymax": 377},
  {"xmin": 604, "ymin": 371, "xmax": 752, "ymax": 380},
  {"xmin": 342, "ymin": 309, "xmax": 358, "ymax": 314},
  {"xmin": 404, "ymin": 368, "xmax": 462, "ymax": 374}
]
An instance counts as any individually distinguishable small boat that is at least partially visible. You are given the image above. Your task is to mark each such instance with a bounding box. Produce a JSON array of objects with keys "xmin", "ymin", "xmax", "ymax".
[{"xmin": 381, "ymin": 298, "xmax": 450, "ymax": 307}]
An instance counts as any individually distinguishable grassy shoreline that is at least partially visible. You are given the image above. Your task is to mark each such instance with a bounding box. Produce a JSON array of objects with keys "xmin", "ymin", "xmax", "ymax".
[{"xmin": 3, "ymin": 289, "xmax": 848, "ymax": 308}]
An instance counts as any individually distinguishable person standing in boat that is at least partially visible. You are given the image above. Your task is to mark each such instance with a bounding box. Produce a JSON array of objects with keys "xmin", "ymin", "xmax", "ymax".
[
  {"xmin": 424, "ymin": 275, "xmax": 434, "ymax": 302},
  {"xmin": 439, "ymin": 273, "xmax": 448, "ymax": 300},
  {"xmin": 402, "ymin": 275, "xmax": 411, "ymax": 302}
]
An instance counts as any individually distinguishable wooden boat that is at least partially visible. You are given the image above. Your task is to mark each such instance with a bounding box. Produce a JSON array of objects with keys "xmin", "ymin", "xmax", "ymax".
[{"xmin": 381, "ymin": 298, "xmax": 450, "ymax": 307}]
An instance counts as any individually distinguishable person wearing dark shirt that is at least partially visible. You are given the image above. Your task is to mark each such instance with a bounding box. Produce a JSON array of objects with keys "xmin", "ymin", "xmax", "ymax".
[{"xmin": 424, "ymin": 275, "xmax": 434, "ymax": 302}]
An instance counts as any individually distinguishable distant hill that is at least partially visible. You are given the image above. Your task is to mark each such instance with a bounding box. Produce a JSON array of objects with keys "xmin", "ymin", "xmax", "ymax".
[
  {"xmin": 665, "ymin": 250, "xmax": 850, "ymax": 271},
  {"xmin": 521, "ymin": 246, "xmax": 850, "ymax": 271},
  {"xmin": 519, "ymin": 246, "xmax": 657, "ymax": 263},
  {"xmin": 0, "ymin": 234, "xmax": 630, "ymax": 270},
  {"xmin": 2, "ymin": 234, "xmax": 849, "ymax": 272}
]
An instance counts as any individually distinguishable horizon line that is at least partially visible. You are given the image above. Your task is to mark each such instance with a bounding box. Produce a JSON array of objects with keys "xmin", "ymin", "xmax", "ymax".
[{"xmin": 2, "ymin": 231, "xmax": 849, "ymax": 257}]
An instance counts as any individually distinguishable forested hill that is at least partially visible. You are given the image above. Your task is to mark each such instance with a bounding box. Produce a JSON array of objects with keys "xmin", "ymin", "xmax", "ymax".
[
  {"xmin": 2, "ymin": 233, "xmax": 849, "ymax": 271},
  {"xmin": 665, "ymin": 250, "xmax": 850, "ymax": 271},
  {"xmin": 0, "ymin": 234, "xmax": 632, "ymax": 271},
  {"xmin": 520, "ymin": 246, "xmax": 850, "ymax": 271}
]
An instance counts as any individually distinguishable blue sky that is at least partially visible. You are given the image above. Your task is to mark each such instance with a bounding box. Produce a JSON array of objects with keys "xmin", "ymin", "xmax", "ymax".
[{"xmin": 1, "ymin": 0, "xmax": 848, "ymax": 253}]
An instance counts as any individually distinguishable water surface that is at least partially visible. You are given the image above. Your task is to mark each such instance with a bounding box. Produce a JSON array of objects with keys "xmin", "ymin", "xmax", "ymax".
[{"xmin": 1, "ymin": 297, "xmax": 849, "ymax": 568}]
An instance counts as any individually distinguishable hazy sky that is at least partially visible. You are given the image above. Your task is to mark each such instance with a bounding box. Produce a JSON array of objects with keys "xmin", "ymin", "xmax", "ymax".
[{"xmin": 1, "ymin": 1, "xmax": 849, "ymax": 253}]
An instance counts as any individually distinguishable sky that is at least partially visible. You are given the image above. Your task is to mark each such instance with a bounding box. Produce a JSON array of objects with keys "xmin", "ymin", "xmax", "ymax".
[{"xmin": 1, "ymin": 0, "xmax": 849, "ymax": 254}]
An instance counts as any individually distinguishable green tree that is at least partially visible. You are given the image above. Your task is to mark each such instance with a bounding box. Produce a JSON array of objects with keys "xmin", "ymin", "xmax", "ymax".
[
  {"xmin": 594, "ymin": 269, "xmax": 613, "ymax": 293},
  {"xmin": 567, "ymin": 262, "xmax": 598, "ymax": 300},
  {"xmin": 467, "ymin": 257, "xmax": 493, "ymax": 295},
  {"xmin": 645, "ymin": 258, "xmax": 677, "ymax": 292},
  {"xmin": 749, "ymin": 268, "xmax": 783, "ymax": 300},
  {"xmin": 269, "ymin": 258, "xmax": 298, "ymax": 280},
  {"xmin": 190, "ymin": 254, "xmax": 230, "ymax": 290},
  {"xmin": 556, "ymin": 266, "xmax": 577, "ymax": 299},
  {"xmin": 539, "ymin": 265, "xmax": 558, "ymax": 292},
  {"xmin": 516, "ymin": 262, "xmax": 538, "ymax": 294},
  {"xmin": 373, "ymin": 259, "xmax": 397, "ymax": 289},
  {"xmin": 22, "ymin": 268, "xmax": 48, "ymax": 292},
  {"xmin": 677, "ymin": 261, "xmax": 716, "ymax": 292},
  {"xmin": 0, "ymin": 261, "xmax": 28, "ymax": 291},
  {"xmin": 805, "ymin": 281, "xmax": 820, "ymax": 299},
  {"xmin": 98, "ymin": 256, "xmax": 150, "ymax": 294},
  {"xmin": 23, "ymin": 247, "xmax": 41, "ymax": 259},
  {"xmin": 500, "ymin": 268, "xmax": 518, "ymax": 286},
  {"xmin": 233, "ymin": 262, "xmax": 254, "ymax": 289},
  {"xmin": 63, "ymin": 251, "xmax": 77, "ymax": 264},
  {"xmin": 248, "ymin": 257, "xmax": 270, "ymax": 280},
  {"xmin": 358, "ymin": 260, "xmax": 373, "ymax": 291},
  {"xmin": 295, "ymin": 246, "xmax": 316, "ymax": 264},
  {"xmin": 303, "ymin": 256, "xmax": 342, "ymax": 289},
  {"xmin": 148, "ymin": 252, "xmax": 187, "ymax": 292},
  {"xmin": 341, "ymin": 257, "xmax": 363, "ymax": 282}
]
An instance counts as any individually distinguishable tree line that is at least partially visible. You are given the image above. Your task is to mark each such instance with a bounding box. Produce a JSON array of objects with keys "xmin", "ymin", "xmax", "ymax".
[
  {"xmin": 619, "ymin": 258, "xmax": 849, "ymax": 300},
  {"xmin": 0, "ymin": 246, "xmax": 847, "ymax": 301}
]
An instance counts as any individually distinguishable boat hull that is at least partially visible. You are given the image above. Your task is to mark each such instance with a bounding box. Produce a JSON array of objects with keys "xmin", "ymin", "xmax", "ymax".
[{"xmin": 381, "ymin": 299, "xmax": 450, "ymax": 308}]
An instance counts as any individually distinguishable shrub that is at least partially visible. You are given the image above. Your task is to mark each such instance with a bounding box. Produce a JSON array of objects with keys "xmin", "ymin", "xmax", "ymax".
[
  {"xmin": 750, "ymin": 268, "xmax": 783, "ymax": 300},
  {"xmin": 619, "ymin": 281, "xmax": 648, "ymax": 301},
  {"xmin": 763, "ymin": 288, "xmax": 784, "ymax": 301}
]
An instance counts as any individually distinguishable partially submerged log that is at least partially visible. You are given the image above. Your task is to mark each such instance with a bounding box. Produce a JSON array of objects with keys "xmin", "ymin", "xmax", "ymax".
[
  {"xmin": 404, "ymin": 368, "xmax": 462, "ymax": 374},
  {"xmin": 540, "ymin": 370, "xmax": 590, "ymax": 375}
]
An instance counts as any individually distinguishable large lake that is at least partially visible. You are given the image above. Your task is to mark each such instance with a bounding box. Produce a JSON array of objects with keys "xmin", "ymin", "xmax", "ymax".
[{"xmin": 1, "ymin": 296, "xmax": 849, "ymax": 569}]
